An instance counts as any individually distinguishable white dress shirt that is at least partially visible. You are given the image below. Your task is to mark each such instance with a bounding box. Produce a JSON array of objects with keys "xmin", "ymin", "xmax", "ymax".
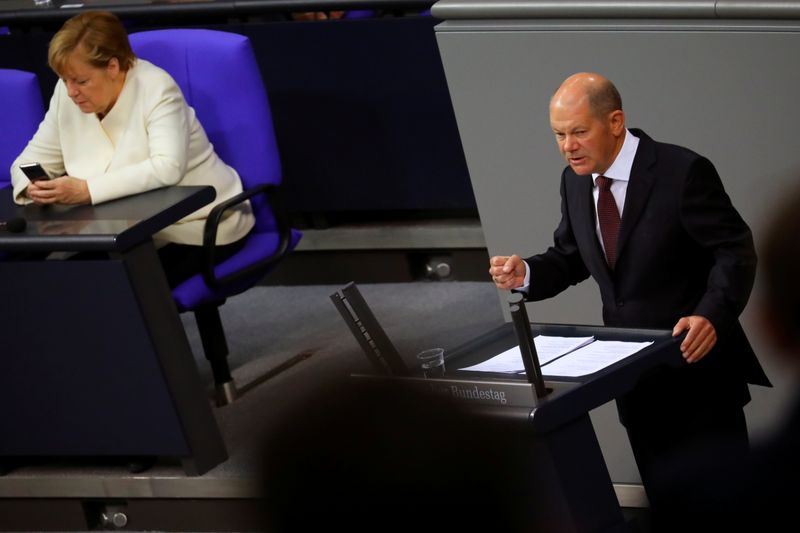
[{"xmin": 519, "ymin": 129, "xmax": 640, "ymax": 289}]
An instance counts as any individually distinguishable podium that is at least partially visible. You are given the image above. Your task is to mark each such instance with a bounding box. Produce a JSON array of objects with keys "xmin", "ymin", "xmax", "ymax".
[
  {"xmin": 355, "ymin": 321, "xmax": 684, "ymax": 532},
  {"xmin": 0, "ymin": 185, "xmax": 227, "ymax": 476}
]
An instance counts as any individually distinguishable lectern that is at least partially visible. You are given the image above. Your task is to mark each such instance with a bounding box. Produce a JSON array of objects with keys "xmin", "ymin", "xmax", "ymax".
[
  {"xmin": 0, "ymin": 185, "xmax": 226, "ymax": 476},
  {"xmin": 338, "ymin": 284, "xmax": 684, "ymax": 532}
]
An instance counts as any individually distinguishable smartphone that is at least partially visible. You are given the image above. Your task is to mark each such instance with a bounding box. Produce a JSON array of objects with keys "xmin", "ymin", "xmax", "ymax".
[{"xmin": 19, "ymin": 163, "xmax": 50, "ymax": 182}]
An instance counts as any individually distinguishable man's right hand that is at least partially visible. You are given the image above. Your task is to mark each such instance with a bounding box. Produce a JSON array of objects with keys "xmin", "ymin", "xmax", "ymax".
[{"xmin": 489, "ymin": 255, "xmax": 526, "ymax": 290}]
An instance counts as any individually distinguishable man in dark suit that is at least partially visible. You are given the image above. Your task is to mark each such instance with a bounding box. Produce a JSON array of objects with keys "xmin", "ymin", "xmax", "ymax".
[{"xmin": 489, "ymin": 72, "xmax": 770, "ymax": 521}]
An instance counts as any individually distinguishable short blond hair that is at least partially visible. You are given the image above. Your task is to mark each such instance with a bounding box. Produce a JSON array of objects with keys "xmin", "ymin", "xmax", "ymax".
[{"xmin": 48, "ymin": 11, "xmax": 135, "ymax": 77}]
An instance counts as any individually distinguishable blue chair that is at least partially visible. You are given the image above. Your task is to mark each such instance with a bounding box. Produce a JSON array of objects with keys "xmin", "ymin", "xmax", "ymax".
[
  {"xmin": 0, "ymin": 69, "xmax": 44, "ymax": 189},
  {"xmin": 129, "ymin": 29, "xmax": 302, "ymax": 405}
]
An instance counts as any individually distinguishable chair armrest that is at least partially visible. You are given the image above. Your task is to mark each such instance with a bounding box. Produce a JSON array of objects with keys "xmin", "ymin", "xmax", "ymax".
[{"xmin": 201, "ymin": 183, "xmax": 292, "ymax": 290}]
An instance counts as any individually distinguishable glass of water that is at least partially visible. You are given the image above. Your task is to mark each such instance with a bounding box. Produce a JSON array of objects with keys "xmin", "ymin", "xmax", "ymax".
[{"xmin": 416, "ymin": 348, "xmax": 445, "ymax": 378}]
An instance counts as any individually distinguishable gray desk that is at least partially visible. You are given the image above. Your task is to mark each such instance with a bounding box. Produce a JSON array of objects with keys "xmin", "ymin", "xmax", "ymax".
[{"xmin": 0, "ymin": 185, "xmax": 227, "ymax": 476}]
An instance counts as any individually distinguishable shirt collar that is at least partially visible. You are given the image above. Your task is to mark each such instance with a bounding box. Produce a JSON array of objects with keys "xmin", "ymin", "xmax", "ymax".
[{"xmin": 593, "ymin": 129, "xmax": 639, "ymax": 185}]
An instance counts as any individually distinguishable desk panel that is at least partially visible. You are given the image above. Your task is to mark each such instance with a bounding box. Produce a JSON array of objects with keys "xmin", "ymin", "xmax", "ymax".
[
  {"xmin": 0, "ymin": 186, "xmax": 226, "ymax": 475},
  {"xmin": 0, "ymin": 259, "xmax": 189, "ymax": 456}
]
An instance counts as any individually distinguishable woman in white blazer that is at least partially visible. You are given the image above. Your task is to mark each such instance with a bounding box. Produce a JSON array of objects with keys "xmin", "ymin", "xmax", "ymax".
[{"xmin": 9, "ymin": 11, "xmax": 255, "ymax": 286}]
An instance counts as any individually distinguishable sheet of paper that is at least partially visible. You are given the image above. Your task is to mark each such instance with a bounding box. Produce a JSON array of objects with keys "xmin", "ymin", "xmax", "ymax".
[
  {"xmin": 533, "ymin": 335, "xmax": 596, "ymax": 363},
  {"xmin": 541, "ymin": 340, "xmax": 654, "ymax": 377},
  {"xmin": 459, "ymin": 335, "xmax": 595, "ymax": 373}
]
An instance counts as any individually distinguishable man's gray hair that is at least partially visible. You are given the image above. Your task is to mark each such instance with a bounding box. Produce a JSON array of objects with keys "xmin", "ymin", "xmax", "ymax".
[{"xmin": 587, "ymin": 80, "xmax": 623, "ymax": 118}]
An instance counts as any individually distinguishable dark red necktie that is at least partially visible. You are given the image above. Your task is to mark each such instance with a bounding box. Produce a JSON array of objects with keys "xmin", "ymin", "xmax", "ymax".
[{"xmin": 596, "ymin": 175, "xmax": 620, "ymax": 269}]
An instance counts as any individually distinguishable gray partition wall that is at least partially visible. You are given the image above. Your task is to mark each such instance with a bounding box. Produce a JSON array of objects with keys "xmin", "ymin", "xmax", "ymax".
[{"xmin": 433, "ymin": 0, "xmax": 800, "ymax": 504}]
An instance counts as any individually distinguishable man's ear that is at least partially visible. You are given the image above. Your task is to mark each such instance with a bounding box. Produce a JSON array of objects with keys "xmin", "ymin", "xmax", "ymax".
[{"xmin": 608, "ymin": 109, "xmax": 625, "ymax": 136}]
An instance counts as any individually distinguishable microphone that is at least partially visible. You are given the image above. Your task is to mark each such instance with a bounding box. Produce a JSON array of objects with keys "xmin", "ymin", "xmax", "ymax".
[
  {"xmin": 0, "ymin": 217, "xmax": 27, "ymax": 233},
  {"xmin": 508, "ymin": 292, "xmax": 548, "ymax": 398}
]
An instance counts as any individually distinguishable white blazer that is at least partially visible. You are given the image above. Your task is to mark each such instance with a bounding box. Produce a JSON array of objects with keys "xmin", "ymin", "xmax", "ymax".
[{"xmin": 10, "ymin": 59, "xmax": 255, "ymax": 246}]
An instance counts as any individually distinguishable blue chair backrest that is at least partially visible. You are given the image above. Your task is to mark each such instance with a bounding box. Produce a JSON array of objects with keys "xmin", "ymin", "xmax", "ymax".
[
  {"xmin": 0, "ymin": 69, "xmax": 44, "ymax": 187},
  {"xmin": 128, "ymin": 30, "xmax": 282, "ymax": 232}
]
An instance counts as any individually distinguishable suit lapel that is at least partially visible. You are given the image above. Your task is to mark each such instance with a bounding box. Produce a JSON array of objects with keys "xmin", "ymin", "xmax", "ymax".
[{"xmin": 616, "ymin": 130, "xmax": 657, "ymax": 262}]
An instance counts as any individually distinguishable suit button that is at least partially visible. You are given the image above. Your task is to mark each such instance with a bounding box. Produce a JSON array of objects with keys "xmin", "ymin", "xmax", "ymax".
[{"xmin": 616, "ymin": 300, "xmax": 624, "ymax": 307}]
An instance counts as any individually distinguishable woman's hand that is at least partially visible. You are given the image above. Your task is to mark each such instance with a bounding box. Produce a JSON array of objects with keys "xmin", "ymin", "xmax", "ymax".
[{"xmin": 26, "ymin": 176, "xmax": 91, "ymax": 205}]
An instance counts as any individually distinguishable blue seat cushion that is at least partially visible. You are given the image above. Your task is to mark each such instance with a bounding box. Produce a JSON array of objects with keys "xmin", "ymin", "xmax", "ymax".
[{"xmin": 173, "ymin": 228, "xmax": 302, "ymax": 311}]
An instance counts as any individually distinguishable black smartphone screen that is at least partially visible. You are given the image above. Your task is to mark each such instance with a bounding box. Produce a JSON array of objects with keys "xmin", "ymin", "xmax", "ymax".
[{"xmin": 20, "ymin": 163, "xmax": 50, "ymax": 182}]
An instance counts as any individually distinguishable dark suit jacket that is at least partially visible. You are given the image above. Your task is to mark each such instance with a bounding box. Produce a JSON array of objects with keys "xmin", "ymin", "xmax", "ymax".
[{"xmin": 524, "ymin": 129, "xmax": 770, "ymax": 424}]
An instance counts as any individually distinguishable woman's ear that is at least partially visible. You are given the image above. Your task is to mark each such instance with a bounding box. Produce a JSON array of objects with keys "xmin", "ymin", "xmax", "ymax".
[{"xmin": 107, "ymin": 57, "xmax": 120, "ymax": 78}]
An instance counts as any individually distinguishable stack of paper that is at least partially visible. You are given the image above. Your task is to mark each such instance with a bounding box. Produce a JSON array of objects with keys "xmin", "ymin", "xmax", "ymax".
[
  {"xmin": 460, "ymin": 335, "xmax": 653, "ymax": 378},
  {"xmin": 541, "ymin": 340, "xmax": 653, "ymax": 377},
  {"xmin": 460, "ymin": 335, "xmax": 595, "ymax": 373}
]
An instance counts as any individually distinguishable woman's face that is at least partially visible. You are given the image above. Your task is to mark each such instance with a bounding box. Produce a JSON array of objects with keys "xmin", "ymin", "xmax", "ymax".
[{"xmin": 61, "ymin": 49, "xmax": 122, "ymax": 116}]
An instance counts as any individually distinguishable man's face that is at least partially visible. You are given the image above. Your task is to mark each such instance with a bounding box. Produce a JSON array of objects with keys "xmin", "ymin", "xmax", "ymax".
[{"xmin": 549, "ymin": 97, "xmax": 623, "ymax": 176}]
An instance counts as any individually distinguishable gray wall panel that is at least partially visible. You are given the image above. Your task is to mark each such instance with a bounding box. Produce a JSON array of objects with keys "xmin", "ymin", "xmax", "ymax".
[{"xmin": 436, "ymin": 20, "xmax": 800, "ymax": 487}]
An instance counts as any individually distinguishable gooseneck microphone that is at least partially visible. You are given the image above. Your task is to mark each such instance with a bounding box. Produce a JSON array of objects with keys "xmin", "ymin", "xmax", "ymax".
[{"xmin": 0, "ymin": 217, "xmax": 27, "ymax": 233}]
